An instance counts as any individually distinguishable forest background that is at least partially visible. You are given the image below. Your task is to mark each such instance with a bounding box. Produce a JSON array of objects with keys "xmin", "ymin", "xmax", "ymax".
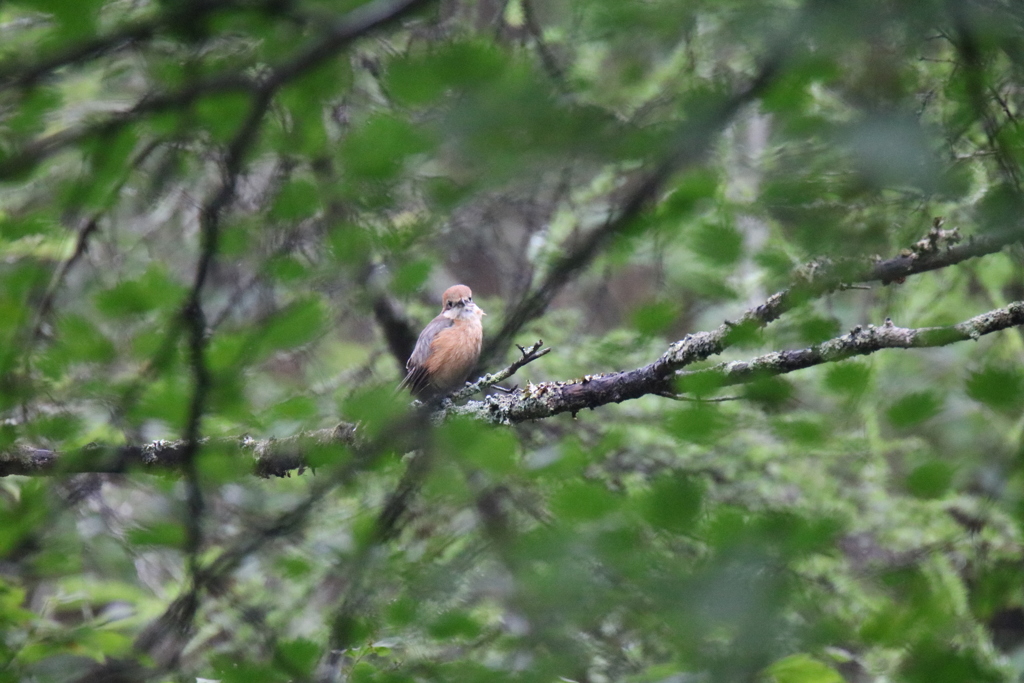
[{"xmin": 1, "ymin": 0, "xmax": 1024, "ymax": 682}]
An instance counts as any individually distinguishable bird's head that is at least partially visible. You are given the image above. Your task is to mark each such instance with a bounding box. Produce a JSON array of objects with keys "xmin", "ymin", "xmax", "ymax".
[{"xmin": 440, "ymin": 284, "xmax": 486, "ymax": 321}]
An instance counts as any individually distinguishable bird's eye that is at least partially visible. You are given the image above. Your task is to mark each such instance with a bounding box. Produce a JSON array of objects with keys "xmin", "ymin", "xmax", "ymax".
[{"xmin": 446, "ymin": 301, "xmax": 453, "ymax": 308}]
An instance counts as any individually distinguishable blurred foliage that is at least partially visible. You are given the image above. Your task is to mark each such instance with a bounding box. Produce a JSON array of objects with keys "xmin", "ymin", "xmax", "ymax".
[{"xmin": 0, "ymin": 0, "xmax": 1023, "ymax": 681}]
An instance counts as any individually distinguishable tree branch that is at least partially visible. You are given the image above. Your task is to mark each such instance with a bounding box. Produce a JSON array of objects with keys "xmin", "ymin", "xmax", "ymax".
[
  {"xmin": 681, "ymin": 301, "xmax": 1024, "ymax": 389},
  {"xmin": 449, "ymin": 339, "xmax": 550, "ymax": 402},
  {"xmin": 450, "ymin": 300, "xmax": 1024, "ymax": 424},
  {"xmin": 447, "ymin": 228, "xmax": 1024, "ymax": 423}
]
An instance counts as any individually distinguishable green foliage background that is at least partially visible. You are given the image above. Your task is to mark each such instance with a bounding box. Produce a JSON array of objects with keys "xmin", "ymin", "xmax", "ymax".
[{"xmin": 1, "ymin": 0, "xmax": 1024, "ymax": 681}]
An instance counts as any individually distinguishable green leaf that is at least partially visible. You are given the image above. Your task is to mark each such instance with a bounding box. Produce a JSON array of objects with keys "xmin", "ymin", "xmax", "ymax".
[
  {"xmin": 759, "ymin": 511, "xmax": 841, "ymax": 556},
  {"xmin": 428, "ymin": 611, "xmax": 482, "ymax": 639},
  {"xmin": 966, "ymin": 365, "xmax": 1024, "ymax": 412},
  {"xmin": 666, "ymin": 405, "xmax": 728, "ymax": 444},
  {"xmin": 773, "ymin": 417, "xmax": 828, "ymax": 445},
  {"xmin": 132, "ymin": 377, "xmax": 190, "ymax": 429},
  {"xmin": 691, "ymin": 221, "xmax": 743, "ymax": 266},
  {"xmin": 213, "ymin": 655, "xmax": 289, "ymax": 683},
  {"xmin": 798, "ymin": 315, "xmax": 841, "ymax": 344},
  {"xmin": 0, "ymin": 212, "xmax": 57, "ymax": 240},
  {"xmin": 196, "ymin": 93, "xmax": 253, "ymax": 143},
  {"xmin": 257, "ymin": 298, "xmax": 327, "ymax": 354},
  {"xmin": 905, "ymin": 461, "xmax": 954, "ymax": 499},
  {"xmin": 0, "ymin": 482, "xmax": 49, "ymax": 556},
  {"xmin": 441, "ymin": 419, "xmax": 518, "ymax": 475},
  {"xmin": 265, "ymin": 396, "xmax": 319, "ymax": 423},
  {"xmin": 4, "ymin": 86, "xmax": 62, "ymax": 138},
  {"xmin": 661, "ymin": 169, "xmax": 719, "ymax": 217},
  {"xmin": 76, "ymin": 129, "xmax": 138, "ymax": 209},
  {"xmin": 387, "ymin": 597, "xmax": 418, "ymax": 627},
  {"xmin": 27, "ymin": 412, "xmax": 83, "ymax": 443},
  {"xmin": 766, "ymin": 653, "xmax": 844, "ymax": 683},
  {"xmin": 270, "ymin": 179, "xmax": 320, "ymax": 221},
  {"xmin": 76, "ymin": 628, "xmax": 133, "ymax": 663},
  {"xmin": 53, "ymin": 314, "xmax": 116, "ymax": 364},
  {"xmin": 340, "ymin": 114, "xmax": 431, "ymax": 181},
  {"xmin": 267, "ymin": 255, "xmax": 308, "ymax": 283},
  {"xmin": 823, "ymin": 362, "xmax": 871, "ymax": 397},
  {"xmin": 632, "ymin": 300, "xmax": 679, "ymax": 337},
  {"xmin": 641, "ymin": 472, "xmax": 703, "ymax": 534},
  {"xmin": 339, "ymin": 385, "xmax": 407, "ymax": 440},
  {"xmin": 276, "ymin": 555, "xmax": 313, "ymax": 579},
  {"xmin": 198, "ymin": 441, "xmax": 251, "ymax": 483},
  {"xmin": 274, "ymin": 638, "xmax": 320, "ymax": 677},
  {"xmin": 392, "ymin": 259, "xmax": 433, "ymax": 295},
  {"xmin": 94, "ymin": 266, "xmax": 185, "ymax": 319},
  {"xmin": 20, "ymin": 0, "xmax": 102, "ymax": 38},
  {"xmin": 329, "ymin": 223, "xmax": 374, "ymax": 264},
  {"xmin": 900, "ymin": 640, "xmax": 1001, "ymax": 683},
  {"xmin": 551, "ymin": 481, "xmax": 619, "ymax": 522},
  {"xmin": 126, "ymin": 522, "xmax": 185, "ymax": 548},
  {"xmin": 387, "ymin": 41, "xmax": 506, "ymax": 106},
  {"xmin": 744, "ymin": 376, "xmax": 795, "ymax": 410},
  {"xmin": 887, "ymin": 391, "xmax": 943, "ymax": 427}
]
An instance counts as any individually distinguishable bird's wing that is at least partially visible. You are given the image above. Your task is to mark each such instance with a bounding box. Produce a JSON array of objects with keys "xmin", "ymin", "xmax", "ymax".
[{"xmin": 397, "ymin": 314, "xmax": 453, "ymax": 395}]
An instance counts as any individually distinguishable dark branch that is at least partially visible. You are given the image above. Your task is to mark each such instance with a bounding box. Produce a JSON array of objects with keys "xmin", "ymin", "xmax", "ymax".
[
  {"xmin": 373, "ymin": 293, "xmax": 419, "ymax": 374},
  {"xmin": 448, "ymin": 228, "xmax": 1024, "ymax": 423},
  {"xmin": 452, "ymin": 300, "xmax": 1024, "ymax": 424}
]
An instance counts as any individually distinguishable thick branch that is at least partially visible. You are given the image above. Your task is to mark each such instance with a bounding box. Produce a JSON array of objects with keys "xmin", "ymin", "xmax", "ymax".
[
  {"xmin": 449, "ymin": 300, "xmax": 1024, "ymax": 424},
  {"xmin": 449, "ymin": 225, "xmax": 1023, "ymax": 421},
  {"xmin": 682, "ymin": 301, "xmax": 1024, "ymax": 389}
]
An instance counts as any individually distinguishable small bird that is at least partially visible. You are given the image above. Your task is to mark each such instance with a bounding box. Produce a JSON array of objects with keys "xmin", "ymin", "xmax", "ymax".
[{"xmin": 399, "ymin": 284, "xmax": 486, "ymax": 400}]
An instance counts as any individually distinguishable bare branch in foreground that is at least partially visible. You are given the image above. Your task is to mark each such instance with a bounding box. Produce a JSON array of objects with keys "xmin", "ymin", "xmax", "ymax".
[{"xmin": 0, "ymin": 425, "xmax": 357, "ymax": 478}]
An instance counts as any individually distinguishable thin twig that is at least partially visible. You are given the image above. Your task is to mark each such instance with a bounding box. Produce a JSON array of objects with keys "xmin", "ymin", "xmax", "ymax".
[{"xmin": 450, "ymin": 339, "xmax": 551, "ymax": 402}]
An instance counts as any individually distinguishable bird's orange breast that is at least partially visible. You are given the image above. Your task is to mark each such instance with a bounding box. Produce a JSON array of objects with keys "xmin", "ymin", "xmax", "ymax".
[{"xmin": 423, "ymin": 318, "xmax": 483, "ymax": 393}]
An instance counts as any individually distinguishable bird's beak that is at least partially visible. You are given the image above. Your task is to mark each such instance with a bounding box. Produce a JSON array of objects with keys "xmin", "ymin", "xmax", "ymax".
[{"xmin": 464, "ymin": 298, "xmax": 485, "ymax": 315}]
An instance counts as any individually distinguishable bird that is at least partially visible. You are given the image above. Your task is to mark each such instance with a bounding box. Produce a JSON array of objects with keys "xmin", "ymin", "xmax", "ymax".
[{"xmin": 398, "ymin": 284, "xmax": 486, "ymax": 400}]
